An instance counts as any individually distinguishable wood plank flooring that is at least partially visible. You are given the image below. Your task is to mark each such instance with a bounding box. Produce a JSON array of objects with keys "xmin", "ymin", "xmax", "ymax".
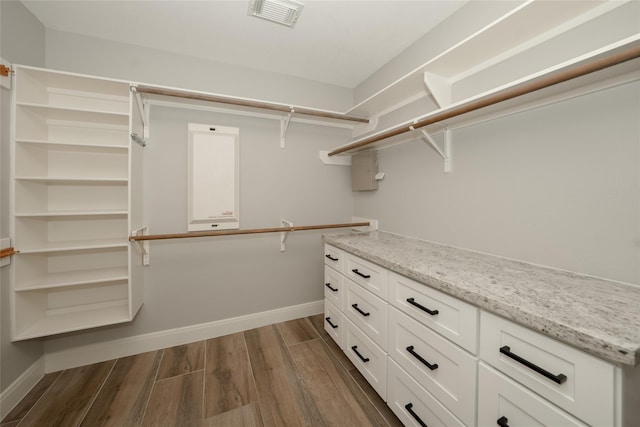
[{"xmin": 2, "ymin": 315, "xmax": 403, "ymax": 427}]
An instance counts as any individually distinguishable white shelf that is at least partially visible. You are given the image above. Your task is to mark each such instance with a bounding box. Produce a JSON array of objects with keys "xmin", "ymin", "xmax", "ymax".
[
  {"xmin": 15, "ymin": 65, "xmax": 130, "ymax": 114},
  {"xmin": 13, "ymin": 299, "xmax": 130, "ymax": 341},
  {"xmin": 16, "ymin": 104, "xmax": 129, "ymax": 127},
  {"xmin": 15, "ymin": 210, "xmax": 128, "ymax": 218},
  {"xmin": 11, "ymin": 65, "xmax": 141, "ymax": 341},
  {"xmin": 15, "ymin": 139, "xmax": 129, "ymax": 151},
  {"xmin": 14, "ymin": 266, "xmax": 129, "ymax": 291},
  {"xmin": 331, "ymin": 36, "xmax": 640, "ymax": 156},
  {"xmin": 15, "ymin": 176, "xmax": 128, "ymax": 184},
  {"xmin": 17, "ymin": 238, "xmax": 128, "ymax": 254},
  {"xmin": 348, "ymin": 1, "xmax": 621, "ymax": 117}
]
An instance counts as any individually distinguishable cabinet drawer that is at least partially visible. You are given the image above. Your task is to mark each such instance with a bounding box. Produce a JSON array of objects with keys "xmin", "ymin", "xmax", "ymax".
[
  {"xmin": 324, "ymin": 266, "xmax": 343, "ymax": 310},
  {"xmin": 387, "ymin": 359, "xmax": 464, "ymax": 427},
  {"xmin": 323, "ymin": 245, "xmax": 343, "ymax": 272},
  {"xmin": 344, "ymin": 318, "xmax": 387, "ymax": 400},
  {"xmin": 324, "ymin": 299, "xmax": 343, "ymax": 349},
  {"xmin": 478, "ymin": 363, "xmax": 587, "ymax": 427},
  {"xmin": 345, "ymin": 278, "xmax": 387, "ymax": 349},
  {"xmin": 344, "ymin": 253, "xmax": 388, "ymax": 300},
  {"xmin": 480, "ymin": 311, "xmax": 615, "ymax": 427},
  {"xmin": 388, "ymin": 307, "xmax": 477, "ymax": 426},
  {"xmin": 389, "ymin": 271, "xmax": 478, "ymax": 353}
]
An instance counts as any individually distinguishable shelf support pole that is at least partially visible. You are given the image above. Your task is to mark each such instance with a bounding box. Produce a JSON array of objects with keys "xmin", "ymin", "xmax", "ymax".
[
  {"xmin": 281, "ymin": 108, "xmax": 294, "ymax": 148},
  {"xmin": 411, "ymin": 126, "xmax": 452, "ymax": 173},
  {"xmin": 280, "ymin": 219, "xmax": 293, "ymax": 252},
  {"xmin": 130, "ymin": 86, "xmax": 150, "ymax": 138}
]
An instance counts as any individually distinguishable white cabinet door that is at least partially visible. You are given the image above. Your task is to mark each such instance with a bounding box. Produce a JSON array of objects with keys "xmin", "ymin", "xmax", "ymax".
[
  {"xmin": 480, "ymin": 311, "xmax": 615, "ymax": 427},
  {"xmin": 478, "ymin": 363, "xmax": 587, "ymax": 427}
]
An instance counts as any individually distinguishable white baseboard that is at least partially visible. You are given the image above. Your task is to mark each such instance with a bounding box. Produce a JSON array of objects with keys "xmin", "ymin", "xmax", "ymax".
[
  {"xmin": 45, "ymin": 300, "xmax": 323, "ymax": 373},
  {"xmin": 0, "ymin": 356, "xmax": 45, "ymax": 420}
]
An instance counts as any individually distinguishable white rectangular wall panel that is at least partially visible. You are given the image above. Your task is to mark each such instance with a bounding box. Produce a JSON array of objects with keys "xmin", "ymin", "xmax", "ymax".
[{"xmin": 187, "ymin": 123, "xmax": 239, "ymax": 231}]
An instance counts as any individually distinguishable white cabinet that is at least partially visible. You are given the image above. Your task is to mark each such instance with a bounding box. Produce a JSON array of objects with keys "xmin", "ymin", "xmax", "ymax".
[
  {"xmin": 389, "ymin": 271, "xmax": 478, "ymax": 353},
  {"xmin": 324, "ymin": 241, "xmax": 628, "ymax": 426},
  {"xmin": 388, "ymin": 307, "xmax": 477, "ymax": 426},
  {"xmin": 387, "ymin": 359, "xmax": 465, "ymax": 427},
  {"xmin": 480, "ymin": 311, "xmax": 615, "ymax": 427},
  {"xmin": 323, "ymin": 245, "xmax": 388, "ymax": 400},
  {"xmin": 478, "ymin": 363, "xmax": 587, "ymax": 427},
  {"xmin": 10, "ymin": 66, "xmax": 143, "ymax": 340}
]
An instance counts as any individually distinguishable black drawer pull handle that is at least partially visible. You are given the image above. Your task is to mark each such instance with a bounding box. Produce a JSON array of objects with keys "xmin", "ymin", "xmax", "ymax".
[
  {"xmin": 351, "ymin": 303, "xmax": 370, "ymax": 317},
  {"xmin": 351, "ymin": 345, "xmax": 370, "ymax": 363},
  {"xmin": 406, "ymin": 346, "xmax": 438, "ymax": 370},
  {"xmin": 325, "ymin": 254, "xmax": 338, "ymax": 261},
  {"xmin": 352, "ymin": 269, "xmax": 371, "ymax": 279},
  {"xmin": 497, "ymin": 416, "xmax": 509, "ymax": 427},
  {"xmin": 499, "ymin": 345, "xmax": 567, "ymax": 384},
  {"xmin": 405, "ymin": 403, "xmax": 427, "ymax": 427},
  {"xmin": 325, "ymin": 317, "xmax": 338, "ymax": 329},
  {"xmin": 406, "ymin": 297, "xmax": 439, "ymax": 316},
  {"xmin": 325, "ymin": 283, "xmax": 338, "ymax": 292}
]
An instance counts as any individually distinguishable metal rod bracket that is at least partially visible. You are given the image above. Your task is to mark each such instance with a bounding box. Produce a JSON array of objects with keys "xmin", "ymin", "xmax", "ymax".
[{"xmin": 131, "ymin": 133, "xmax": 147, "ymax": 148}]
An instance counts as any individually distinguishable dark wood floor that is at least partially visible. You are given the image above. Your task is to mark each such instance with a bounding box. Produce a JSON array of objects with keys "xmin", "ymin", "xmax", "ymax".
[{"xmin": 2, "ymin": 314, "xmax": 403, "ymax": 427}]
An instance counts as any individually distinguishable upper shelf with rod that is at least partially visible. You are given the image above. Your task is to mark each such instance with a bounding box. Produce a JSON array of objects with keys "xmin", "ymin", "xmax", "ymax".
[
  {"xmin": 328, "ymin": 35, "xmax": 640, "ymax": 158},
  {"xmin": 348, "ymin": 0, "xmax": 624, "ymax": 118}
]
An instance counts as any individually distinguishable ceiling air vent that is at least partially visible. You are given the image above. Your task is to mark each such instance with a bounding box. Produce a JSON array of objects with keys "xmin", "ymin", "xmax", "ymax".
[{"xmin": 248, "ymin": 0, "xmax": 304, "ymax": 28}]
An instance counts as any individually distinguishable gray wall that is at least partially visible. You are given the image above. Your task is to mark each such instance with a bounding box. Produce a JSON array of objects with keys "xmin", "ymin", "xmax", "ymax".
[
  {"xmin": 45, "ymin": 29, "xmax": 353, "ymax": 112},
  {"xmin": 354, "ymin": 80, "xmax": 640, "ymax": 285},
  {"xmin": 0, "ymin": 0, "xmax": 46, "ymax": 394}
]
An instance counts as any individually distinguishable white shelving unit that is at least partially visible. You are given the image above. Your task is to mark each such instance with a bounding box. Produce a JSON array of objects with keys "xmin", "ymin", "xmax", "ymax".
[{"xmin": 10, "ymin": 66, "xmax": 143, "ymax": 340}]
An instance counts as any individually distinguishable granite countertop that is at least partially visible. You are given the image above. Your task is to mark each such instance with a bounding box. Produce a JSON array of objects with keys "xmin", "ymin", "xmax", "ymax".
[{"xmin": 323, "ymin": 231, "xmax": 640, "ymax": 367}]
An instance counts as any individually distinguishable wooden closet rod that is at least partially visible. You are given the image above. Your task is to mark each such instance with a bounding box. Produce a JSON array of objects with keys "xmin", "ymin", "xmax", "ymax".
[
  {"xmin": 329, "ymin": 43, "xmax": 640, "ymax": 156},
  {"xmin": 129, "ymin": 222, "xmax": 370, "ymax": 242},
  {"xmin": 135, "ymin": 86, "xmax": 369, "ymax": 124},
  {"xmin": 0, "ymin": 248, "xmax": 18, "ymax": 259}
]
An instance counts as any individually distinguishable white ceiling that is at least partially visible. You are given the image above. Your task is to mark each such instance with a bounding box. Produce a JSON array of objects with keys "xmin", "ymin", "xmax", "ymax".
[{"xmin": 20, "ymin": 0, "xmax": 469, "ymax": 88}]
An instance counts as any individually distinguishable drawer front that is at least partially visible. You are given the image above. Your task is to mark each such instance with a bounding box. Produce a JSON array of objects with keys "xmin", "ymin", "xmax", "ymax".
[
  {"xmin": 323, "ymin": 245, "xmax": 343, "ymax": 272},
  {"xmin": 478, "ymin": 363, "xmax": 587, "ymax": 427},
  {"xmin": 344, "ymin": 318, "xmax": 387, "ymax": 400},
  {"xmin": 389, "ymin": 271, "xmax": 478, "ymax": 353},
  {"xmin": 323, "ymin": 299, "xmax": 343, "ymax": 348},
  {"xmin": 344, "ymin": 253, "xmax": 388, "ymax": 300},
  {"xmin": 324, "ymin": 266, "xmax": 343, "ymax": 309},
  {"xmin": 387, "ymin": 359, "xmax": 465, "ymax": 427},
  {"xmin": 388, "ymin": 307, "xmax": 477, "ymax": 426},
  {"xmin": 345, "ymin": 278, "xmax": 388, "ymax": 349},
  {"xmin": 480, "ymin": 311, "xmax": 615, "ymax": 427}
]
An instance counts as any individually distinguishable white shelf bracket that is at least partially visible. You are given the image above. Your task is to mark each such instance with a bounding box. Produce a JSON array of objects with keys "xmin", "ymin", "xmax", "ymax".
[
  {"xmin": 411, "ymin": 126, "xmax": 452, "ymax": 173},
  {"xmin": 280, "ymin": 219, "xmax": 293, "ymax": 252},
  {"xmin": 424, "ymin": 71, "xmax": 452, "ymax": 108},
  {"xmin": 281, "ymin": 108, "xmax": 295, "ymax": 148},
  {"xmin": 131, "ymin": 86, "xmax": 150, "ymax": 138},
  {"xmin": 131, "ymin": 226, "xmax": 150, "ymax": 266}
]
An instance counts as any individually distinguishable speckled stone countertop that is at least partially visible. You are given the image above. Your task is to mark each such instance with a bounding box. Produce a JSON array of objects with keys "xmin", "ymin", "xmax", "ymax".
[{"xmin": 323, "ymin": 231, "xmax": 640, "ymax": 367}]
